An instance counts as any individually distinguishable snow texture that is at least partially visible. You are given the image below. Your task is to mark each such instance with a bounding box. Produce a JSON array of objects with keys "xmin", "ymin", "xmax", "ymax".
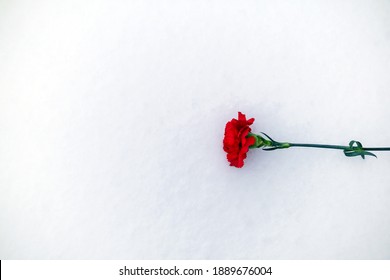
[{"xmin": 1, "ymin": 0, "xmax": 390, "ymax": 259}]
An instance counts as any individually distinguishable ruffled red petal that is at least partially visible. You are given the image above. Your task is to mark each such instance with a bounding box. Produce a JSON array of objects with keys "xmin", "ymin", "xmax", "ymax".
[{"xmin": 223, "ymin": 112, "xmax": 255, "ymax": 168}]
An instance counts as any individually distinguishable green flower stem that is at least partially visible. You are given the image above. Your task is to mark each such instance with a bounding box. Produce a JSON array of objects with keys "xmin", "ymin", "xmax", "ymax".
[
  {"xmin": 288, "ymin": 143, "xmax": 350, "ymax": 150},
  {"xmin": 363, "ymin": 147, "xmax": 390, "ymax": 151},
  {"xmin": 289, "ymin": 143, "xmax": 390, "ymax": 151},
  {"xmin": 287, "ymin": 142, "xmax": 390, "ymax": 159},
  {"xmin": 248, "ymin": 132, "xmax": 390, "ymax": 159}
]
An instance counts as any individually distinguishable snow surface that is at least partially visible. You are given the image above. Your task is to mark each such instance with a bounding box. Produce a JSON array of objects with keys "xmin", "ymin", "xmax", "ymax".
[{"xmin": 1, "ymin": 0, "xmax": 390, "ymax": 259}]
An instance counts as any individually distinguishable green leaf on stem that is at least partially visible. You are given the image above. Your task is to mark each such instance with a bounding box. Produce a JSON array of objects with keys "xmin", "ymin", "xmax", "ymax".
[
  {"xmin": 349, "ymin": 140, "xmax": 362, "ymax": 149},
  {"xmin": 263, "ymin": 147, "xmax": 278, "ymax": 151},
  {"xmin": 260, "ymin": 132, "xmax": 276, "ymax": 142},
  {"xmin": 343, "ymin": 140, "xmax": 377, "ymax": 159},
  {"xmin": 361, "ymin": 151, "xmax": 377, "ymax": 158}
]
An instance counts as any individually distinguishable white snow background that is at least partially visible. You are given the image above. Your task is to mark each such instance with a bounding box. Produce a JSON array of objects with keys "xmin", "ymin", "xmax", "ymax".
[{"xmin": 1, "ymin": 0, "xmax": 390, "ymax": 259}]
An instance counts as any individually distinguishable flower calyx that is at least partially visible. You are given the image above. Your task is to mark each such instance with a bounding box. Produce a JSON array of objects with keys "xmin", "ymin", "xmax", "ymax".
[{"xmin": 247, "ymin": 132, "xmax": 290, "ymax": 150}]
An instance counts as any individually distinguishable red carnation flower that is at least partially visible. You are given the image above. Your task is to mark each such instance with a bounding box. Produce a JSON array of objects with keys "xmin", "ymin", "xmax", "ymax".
[
  {"xmin": 223, "ymin": 112, "xmax": 256, "ymax": 168},
  {"xmin": 223, "ymin": 113, "xmax": 390, "ymax": 167}
]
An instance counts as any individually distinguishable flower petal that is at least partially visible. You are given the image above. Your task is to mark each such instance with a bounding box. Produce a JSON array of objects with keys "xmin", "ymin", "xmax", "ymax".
[{"xmin": 222, "ymin": 112, "xmax": 256, "ymax": 168}]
